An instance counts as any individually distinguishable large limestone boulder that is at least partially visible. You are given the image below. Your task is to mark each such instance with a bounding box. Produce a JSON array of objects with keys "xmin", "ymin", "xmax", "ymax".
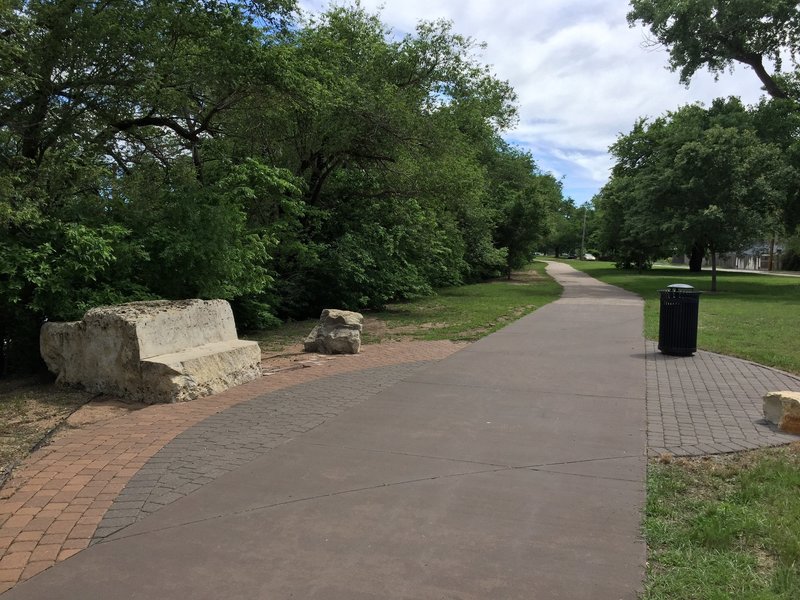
[
  {"xmin": 763, "ymin": 391, "xmax": 800, "ymax": 434},
  {"xmin": 304, "ymin": 309, "xmax": 363, "ymax": 355},
  {"xmin": 41, "ymin": 299, "xmax": 262, "ymax": 404}
]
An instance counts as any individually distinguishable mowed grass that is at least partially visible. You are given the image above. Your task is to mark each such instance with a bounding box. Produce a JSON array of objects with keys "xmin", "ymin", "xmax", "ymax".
[
  {"xmin": 364, "ymin": 263, "xmax": 561, "ymax": 343},
  {"xmin": 562, "ymin": 259, "xmax": 800, "ymax": 375},
  {"xmin": 645, "ymin": 446, "xmax": 800, "ymax": 600},
  {"xmin": 246, "ymin": 262, "xmax": 562, "ymax": 350}
]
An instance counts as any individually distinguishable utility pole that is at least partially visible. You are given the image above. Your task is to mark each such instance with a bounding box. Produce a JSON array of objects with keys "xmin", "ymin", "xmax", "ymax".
[
  {"xmin": 580, "ymin": 204, "xmax": 588, "ymax": 259},
  {"xmin": 768, "ymin": 235, "xmax": 775, "ymax": 271}
]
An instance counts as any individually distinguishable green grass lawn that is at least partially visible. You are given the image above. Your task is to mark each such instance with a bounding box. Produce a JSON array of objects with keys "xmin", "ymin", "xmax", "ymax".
[
  {"xmin": 563, "ymin": 259, "xmax": 800, "ymax": 375},
  {"xmin": 363, "ymin": 263, "xmax": 562, "ymax": 343},
  {"xmin": 246, "ymin": 261, "xmax": 562, "ymax": 350},
  {"xmin": 645, "ymin": 447, "xmax": 800, "ymax": 600}
]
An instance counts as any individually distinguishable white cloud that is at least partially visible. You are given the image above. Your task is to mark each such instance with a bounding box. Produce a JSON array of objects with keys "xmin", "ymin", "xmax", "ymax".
[{"xmin": 298, "ymin": 1, "xmax": 766, "ymax": 203}]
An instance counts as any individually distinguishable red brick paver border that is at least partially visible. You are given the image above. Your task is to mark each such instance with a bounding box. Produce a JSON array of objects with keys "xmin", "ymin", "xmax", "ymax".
[{"xmin": 0, "ymin": 341, "xmax": 462, "ymax": 592}]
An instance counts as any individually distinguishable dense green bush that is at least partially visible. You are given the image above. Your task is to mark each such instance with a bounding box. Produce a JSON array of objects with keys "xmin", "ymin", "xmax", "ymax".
[{"xmin": 0, "ymin": 1, "xmax": 560, "ymax": 375}]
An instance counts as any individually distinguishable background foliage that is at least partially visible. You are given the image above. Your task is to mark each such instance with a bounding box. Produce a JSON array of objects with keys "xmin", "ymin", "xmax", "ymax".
[
  {"xmin": 0, "ymin": 1, "xmax": 563, "ymax": 374},
  {"xmin": 592, "ymin": 1, "xmax": 800, "ymax": 283}
]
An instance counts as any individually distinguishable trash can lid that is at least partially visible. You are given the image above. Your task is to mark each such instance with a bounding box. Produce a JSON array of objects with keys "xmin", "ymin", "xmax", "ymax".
[{"xmin": 667, "ymin": 283, "xmax": 694, "ymax": 289}]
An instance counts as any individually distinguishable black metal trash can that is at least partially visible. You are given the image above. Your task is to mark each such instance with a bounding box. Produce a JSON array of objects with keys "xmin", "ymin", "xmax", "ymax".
[{"xmin": 658, "ymin": 284, "xmax": 701, "ymax": 356}]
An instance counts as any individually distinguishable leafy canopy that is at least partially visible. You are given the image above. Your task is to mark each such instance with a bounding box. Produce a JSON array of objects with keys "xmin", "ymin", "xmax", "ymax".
[{"xmin": 628, "ymin": 0, "xmax": 800, "ymax": 100}]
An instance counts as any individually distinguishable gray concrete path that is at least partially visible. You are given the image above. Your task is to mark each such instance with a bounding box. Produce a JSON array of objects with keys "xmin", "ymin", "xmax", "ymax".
[{"xmin": 4, "ymin": 262, "xmax": 647, "ymax": 599}]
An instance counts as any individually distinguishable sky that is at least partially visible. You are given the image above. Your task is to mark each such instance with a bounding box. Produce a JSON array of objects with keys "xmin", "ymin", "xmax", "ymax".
[{"xmin": 297, "ymin": 0, "xmax": 767, "ymax": 205}]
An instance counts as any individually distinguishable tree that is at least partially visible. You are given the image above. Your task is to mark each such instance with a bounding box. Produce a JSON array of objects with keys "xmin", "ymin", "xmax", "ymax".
[
  {"xmin": 628, "ymin": 2, "xmax": 800, "ymax": 241},
  {"xmin": 250, "ymin": 6, "xmax": 526, "ymax": 313},
  {"xmin": 594, "ymin": 177, "xmax": 673, "ymax": 271},
  {"xmin": 628, "ymin": 0, "xmax": 800, "ymax": 101},
  {"xmin": 489, "ymin": 143, "xmax": 559, "ymax": 277},
  {"xmin": 602, "ymin": 99, "xmax": 793, "ymax": 289},
  {"xmin": 750, "ymin": 97, "xmax": 800, "ymax": 230},
  {"xmin": 0, "ymin": 1, "xmax": 557, "ymax": 375},
  {"xmin": 544, "ymin": 197, "xmax": 583, "ymax": 258},
  {"xmin": 0, "ymin": 0, "xmax": 297, "ymax": 372}
]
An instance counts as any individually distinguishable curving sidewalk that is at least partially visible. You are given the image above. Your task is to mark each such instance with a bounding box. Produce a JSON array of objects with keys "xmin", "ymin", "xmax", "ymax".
[
  {"xmin": 0, "ymin": 342, "xmax": 461, "ymax": 593},
  {"xmin": 0, "ymin": 261, "xmax": 797, "ymax": 598}
]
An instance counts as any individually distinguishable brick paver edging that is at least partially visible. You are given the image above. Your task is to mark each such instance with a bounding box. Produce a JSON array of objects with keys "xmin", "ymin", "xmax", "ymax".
[{"xmin": 0, "ymin": 341, "xmax": 461, "ymax": 592}]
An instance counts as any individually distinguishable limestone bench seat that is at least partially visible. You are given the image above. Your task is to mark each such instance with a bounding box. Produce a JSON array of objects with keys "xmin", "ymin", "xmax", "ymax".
[{"xmin": 41, "ymin": 300, "xmax": 262, "ymax": 404}]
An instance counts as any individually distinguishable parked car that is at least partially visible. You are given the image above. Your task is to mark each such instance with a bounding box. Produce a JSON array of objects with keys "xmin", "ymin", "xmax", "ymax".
[
  {"xmin": 584, "ymin": 253, "xmax": 597, "ymax": 261},
  {"xmin": 567, "ymin": 253, "xmax": 578, "ymax": 259}
]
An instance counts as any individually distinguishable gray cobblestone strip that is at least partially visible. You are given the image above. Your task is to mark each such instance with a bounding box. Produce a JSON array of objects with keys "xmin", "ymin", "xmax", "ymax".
[
  {"xmin": 93, "ymin": 361, "xmax": 435, "ymax": 542},
  {"xmin": 646, "ymin": 341, "xmax": 800, "ymax": 457}
]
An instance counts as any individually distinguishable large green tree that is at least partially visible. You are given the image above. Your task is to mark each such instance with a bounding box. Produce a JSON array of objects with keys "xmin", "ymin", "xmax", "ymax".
[
  {"xmin": 250, "ymin": 6, "xmax": 539, "ymax": 314},
  {"xmin": 628, "ymin": 0, "xmax": 800, "ymax": 240},
  {"xmin": 0, "ymin": 0, "xmax": 297, "ymax": 371},
  {"xmin": 544, "ymin": 197, "xmax": 583, "ymax": 258},
  {"xmin": 0, "ymin": 1, "xmax": 560, "ymax": 375},
  {"xmin": 488, "ymin": 143, "xmax": 559, "ymax": 277},
  {"xmin": 600, "ymin": 99, "xmax": 794, "ymax": 289},
  {"xmin": 628, "ymin": 0, "xmax": 800, "ymax": 100}
]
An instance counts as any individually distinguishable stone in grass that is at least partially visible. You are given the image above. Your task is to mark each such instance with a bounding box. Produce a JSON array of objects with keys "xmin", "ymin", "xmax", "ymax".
[
  {"xmin": 304, "ymin": 309, "xmax": 363, "ymax": 355},
  {"xmin": 763, "ymin": 391, "xmax": 800, "ymax": 434}
]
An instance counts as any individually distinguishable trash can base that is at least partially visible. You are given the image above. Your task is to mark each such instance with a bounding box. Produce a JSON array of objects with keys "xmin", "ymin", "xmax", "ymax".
[{"xmin": 658, "ymin": 345, "xmax": 695, "ymax": 357}]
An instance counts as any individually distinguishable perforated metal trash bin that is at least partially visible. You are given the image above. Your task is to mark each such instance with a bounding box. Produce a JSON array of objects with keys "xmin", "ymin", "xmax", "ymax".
[{"xmin": 658, "ymin": 283, "xmax": 701, "ymax": 356}]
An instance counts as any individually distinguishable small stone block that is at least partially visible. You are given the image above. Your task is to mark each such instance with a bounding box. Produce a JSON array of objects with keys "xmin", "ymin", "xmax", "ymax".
[
  {"xmin": 303, "ymin": 309, "xmax": 363, "ymax": 355},
  {"xmin": 763, "ymin": 391, "xmax": 800, "ymax": 434}
]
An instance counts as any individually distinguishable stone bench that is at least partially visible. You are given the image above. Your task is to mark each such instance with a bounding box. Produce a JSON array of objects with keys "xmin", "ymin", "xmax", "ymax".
[{"xmin": 40, "ymin": 300, "xmax": 262, "ymax": 404}]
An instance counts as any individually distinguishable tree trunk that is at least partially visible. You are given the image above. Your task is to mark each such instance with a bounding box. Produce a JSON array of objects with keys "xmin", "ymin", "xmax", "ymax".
[
  {"xmin": 688, "ymin": 242, "xmax": 704, "ymax": 272},
  {"xmin": 738, "ymin": 54, "xmax": 790, "ymax": 100},
  {"xmin": 768, "ymin": 235, "xmax": 775, "ymax": 271},
  {"xmin": 0, "ymin": 326, "xmax": 6, "ymax": 378},
  {"xmin": 710, "ymin": 247, "xmax": 718, "ymax": 292}
]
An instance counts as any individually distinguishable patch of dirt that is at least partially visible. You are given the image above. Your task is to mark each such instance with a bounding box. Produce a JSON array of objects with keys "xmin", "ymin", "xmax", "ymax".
[
  {"xmin": 362, "ymin": 316, "xmax": 388, "ymax": 339},
  {"xmin": 360, "ymin": 316, "xmax": 448, "ymax": 342},
  {"xmin": 674, "ymin": 442, "xmax": 800, "ymax": 470},
  {"xmin": 0, "ymin": 379, "xmax": 95, "ymax": 482},
  {"xmin": 383, "ymin": 322, "xmax": 448, "ymax": 334},
  {"xmin": 488, "ymin": 270, "xmax": 545, "ymax": 285}
]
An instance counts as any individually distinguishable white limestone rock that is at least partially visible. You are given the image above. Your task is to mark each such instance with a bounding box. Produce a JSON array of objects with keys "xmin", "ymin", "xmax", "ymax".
[
  {"xmin": 40, "ymin": 299, "xmax": 262, "ymax": 404},
  {"xmin": 304, "ymin": 309, "xmax": 363, "ymax": 355},
  {"xmin": 763, "ymin": 391, "xmax": 800, "ymax": 434}
]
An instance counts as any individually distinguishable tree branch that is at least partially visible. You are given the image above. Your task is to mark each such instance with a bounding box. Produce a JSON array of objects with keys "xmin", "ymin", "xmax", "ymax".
[
  {"xmin": 111, "ymin": 115, "xmax": 198, "ymax": 141},
  {"xmin": 733, "ymin": 52, "xmax": 790, "ymax": 100}
]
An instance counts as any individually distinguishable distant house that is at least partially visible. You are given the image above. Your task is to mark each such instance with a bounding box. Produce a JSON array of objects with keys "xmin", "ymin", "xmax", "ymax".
[{"xmin": 671, "ymin": 241, "xmax": 785, "ymax": 271}]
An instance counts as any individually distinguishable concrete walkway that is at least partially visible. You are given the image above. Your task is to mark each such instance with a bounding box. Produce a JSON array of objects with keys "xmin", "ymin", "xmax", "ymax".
[{"xmin": 3, "ymin": 262, "xmax": 648, "ymax": 599}]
